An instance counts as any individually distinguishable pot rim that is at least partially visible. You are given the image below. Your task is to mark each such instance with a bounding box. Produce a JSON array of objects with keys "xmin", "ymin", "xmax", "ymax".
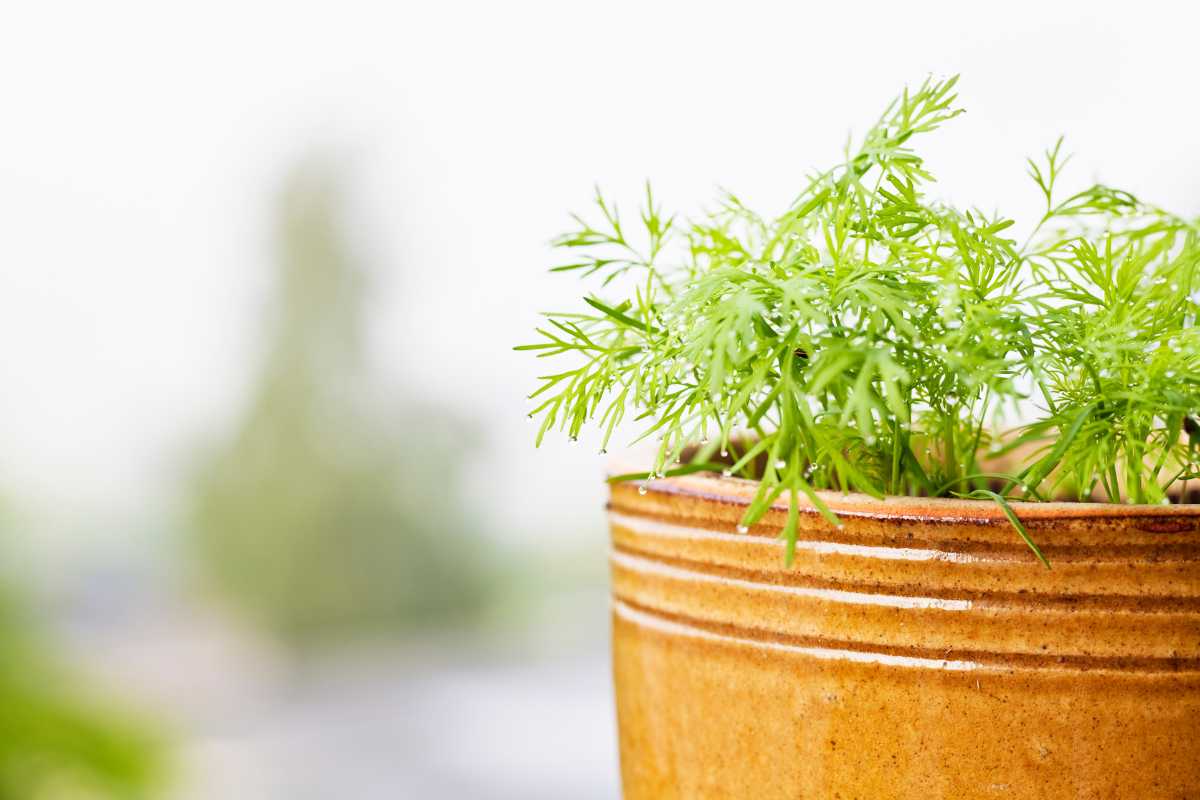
[{"xmin": 611, "ymin": 461, "xmax": 1200, "ymax": 525}]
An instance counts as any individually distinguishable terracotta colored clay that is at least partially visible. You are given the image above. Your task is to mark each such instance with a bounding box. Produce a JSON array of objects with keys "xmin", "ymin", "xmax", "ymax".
[{"xmin": 609, "ymin": 471, "xmax": 1200, "ymax": 798}]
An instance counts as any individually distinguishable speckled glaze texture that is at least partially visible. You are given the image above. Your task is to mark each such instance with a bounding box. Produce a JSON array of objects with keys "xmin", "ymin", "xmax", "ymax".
[{"xmin": 609, "ymin": 473, "xmax": 1200, "ymax": 799}]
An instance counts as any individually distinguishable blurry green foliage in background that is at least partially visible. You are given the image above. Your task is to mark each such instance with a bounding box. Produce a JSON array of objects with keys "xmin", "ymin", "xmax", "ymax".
[
  {"xmin": 190, "ymin": 165, "xmax": 495, "ymax": 648},
  {"xmin": 0, "ymin": 510, "xmax": 163, "ymax": 799}
]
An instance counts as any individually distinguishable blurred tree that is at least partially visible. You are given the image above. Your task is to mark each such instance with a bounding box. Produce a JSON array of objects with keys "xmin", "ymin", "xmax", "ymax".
[
  {"xmin": 0, "ymin": 506, "xmax": 163, "ymax": 799},
  {"xmin": 190, "ymin": 164, "xmax": 493, "ymax": 648}
]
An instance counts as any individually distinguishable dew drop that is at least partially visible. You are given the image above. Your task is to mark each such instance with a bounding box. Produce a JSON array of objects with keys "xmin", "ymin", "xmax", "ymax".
[
  {"xmin": 638, "ymin": 485, "xmax": 648, "ymax": 496},
  {"xmin": 720, "ymin": 449, "xmax": 729, "ymax": 457},
  {"xmin": 775, "ymin": 459, "xmax": 787, "ymax": 470},
  {"xmin": 736, "ymin": 524, "xmax": 750, "ymax": 534},
  {"xmin": 721, "ymin": 469, "xmax": 733, "ymax": 477}
]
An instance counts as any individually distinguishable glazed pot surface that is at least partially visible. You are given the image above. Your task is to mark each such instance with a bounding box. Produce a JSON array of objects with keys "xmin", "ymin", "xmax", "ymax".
[{"xmin": 609, "ymin": 474, "xmax": 1200, "ymax": 799}]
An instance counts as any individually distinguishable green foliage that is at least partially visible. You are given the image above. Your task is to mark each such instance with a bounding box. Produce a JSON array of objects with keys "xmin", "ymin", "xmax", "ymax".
[
  {"xmin": 519, "ymin": 76, "xmax": 1200, "ymax": 561},
  {"xmin": 192, "ymin": 165, "xmax": 494, "ymax": 646},
  {"xmin": 0, "ymin": 582, "xmax": 163, "ymax": 799}
]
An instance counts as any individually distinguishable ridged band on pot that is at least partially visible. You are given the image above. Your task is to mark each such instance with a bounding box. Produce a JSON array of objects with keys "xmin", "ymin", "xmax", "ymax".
[{"xmin": 609, "ymin": 472, "xmax": 1200, "ymax": 799}]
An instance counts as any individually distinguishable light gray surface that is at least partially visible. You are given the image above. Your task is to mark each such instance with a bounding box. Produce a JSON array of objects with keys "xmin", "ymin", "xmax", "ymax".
[
  {"xmin": 180, "ymin": 649, "xmax": 619, "ymax": 799},
  {"xmin": 65, "ymin": 592, "xmax": 619, "ymax": 799}
]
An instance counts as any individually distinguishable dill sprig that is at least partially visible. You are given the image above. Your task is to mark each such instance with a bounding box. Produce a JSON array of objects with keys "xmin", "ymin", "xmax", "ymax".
[{"xmin": 518, "ymin": 76, "xmax": 1200, "ymax": 563}]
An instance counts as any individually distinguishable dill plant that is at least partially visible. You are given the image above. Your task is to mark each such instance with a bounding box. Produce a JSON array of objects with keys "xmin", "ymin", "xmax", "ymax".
[{"xmin": 518, "ymin": 76, "xmax": 1200, "ymax": 564}]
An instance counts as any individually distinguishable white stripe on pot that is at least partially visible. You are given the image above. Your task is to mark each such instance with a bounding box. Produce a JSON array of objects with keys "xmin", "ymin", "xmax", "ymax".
[
  {"xmin": 610, "ymin": 549, "xmax": 973, "ymax": 611},
  {"xmin": 613, "ymin": 599, "xmax": 978, "ymax": 671},
  {"xmin": 609, "ymin": 510, "xmax": 976, "ymax": 563}
]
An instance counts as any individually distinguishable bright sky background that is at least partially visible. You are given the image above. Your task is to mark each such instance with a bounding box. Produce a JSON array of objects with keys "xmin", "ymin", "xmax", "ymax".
[{"xmin": 2, "ymin": 0, "xmax": 1198, "ymax": 549}]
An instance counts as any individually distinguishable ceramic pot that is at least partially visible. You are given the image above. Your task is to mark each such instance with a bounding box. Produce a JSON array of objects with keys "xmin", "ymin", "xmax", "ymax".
[{"xmin": 609, "ymin": 471, "xmax": 1200, "ymax": 798}]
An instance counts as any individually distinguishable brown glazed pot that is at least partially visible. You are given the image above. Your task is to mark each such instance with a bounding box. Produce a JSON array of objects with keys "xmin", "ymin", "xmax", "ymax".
[{"xmin": 609, "ymin": 471, "xmax": 1200, "ymax": 799}]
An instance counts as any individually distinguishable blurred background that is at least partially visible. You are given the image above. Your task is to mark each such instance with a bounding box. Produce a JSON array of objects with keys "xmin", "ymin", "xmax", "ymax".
[{"xmin": 0, "ymin": 1, "xmax": 1197, "ymax": 796}]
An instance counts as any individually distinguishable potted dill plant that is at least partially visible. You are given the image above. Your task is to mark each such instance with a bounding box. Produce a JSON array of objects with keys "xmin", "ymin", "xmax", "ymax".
[{"xmin": 518, "ymin": 77, "xmax": 1200, "ymax": 798}]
